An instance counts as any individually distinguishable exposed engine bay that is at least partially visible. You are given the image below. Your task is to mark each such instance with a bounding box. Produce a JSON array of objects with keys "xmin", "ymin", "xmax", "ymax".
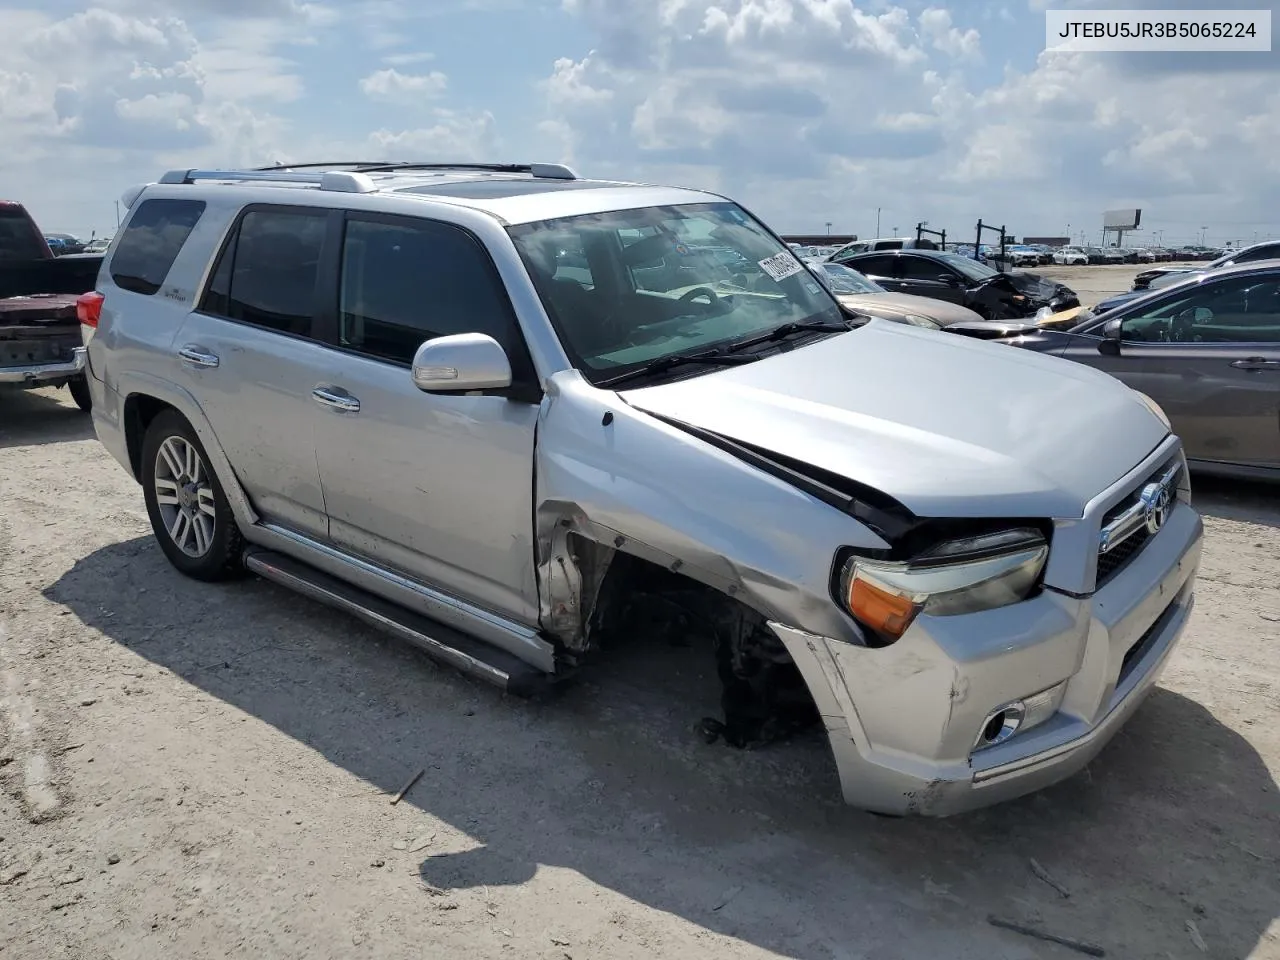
[{"xmin": 583, "ymin": 551, "xmax": 820, "ymax": 749}]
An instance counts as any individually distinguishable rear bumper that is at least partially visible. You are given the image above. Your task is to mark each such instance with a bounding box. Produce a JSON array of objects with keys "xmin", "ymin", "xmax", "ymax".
[{"xmin": 0, "ymin": 347, "xmax": 85, "ymax": 386}]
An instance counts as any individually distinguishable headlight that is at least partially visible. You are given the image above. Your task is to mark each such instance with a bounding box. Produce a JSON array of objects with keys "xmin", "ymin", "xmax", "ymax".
[
  {"xmin": 901, "ymin": 314, "xmax": 941, "ymax": 330},
  {"xmin": 1135, "ymin": 390, "xmax": 1170, "ymax": 428},
  {"xmin": 837, "ymin": 528, "xmax": 1048, "ymax": 644}
]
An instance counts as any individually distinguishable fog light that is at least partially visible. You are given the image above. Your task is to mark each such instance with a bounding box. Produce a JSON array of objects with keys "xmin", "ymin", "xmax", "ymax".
[
  {"xmin": 974, "ymin": 682, "xmax": 1066, "ymax": 751},
  {"xmin": 978, "ymin": 702, "xmax": 1025, "ymax": 748}
]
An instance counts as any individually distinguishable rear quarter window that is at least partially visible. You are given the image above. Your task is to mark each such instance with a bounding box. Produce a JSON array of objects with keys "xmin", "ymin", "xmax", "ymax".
[
  {"xmin": 110, "ymin": 198, "xmax": 207, "ymax": 295},
  {"xmin": 0, "ymin": 204, "xmax": 50, "ymax": 260}
]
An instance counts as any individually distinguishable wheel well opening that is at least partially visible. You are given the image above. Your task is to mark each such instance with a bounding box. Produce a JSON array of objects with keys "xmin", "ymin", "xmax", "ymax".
[
  {"xmin": 123, "ymin": 394, "xmax": 174, "ymax": 482},
  {"xmin": 582, "ymin": 549, "xmax": 820, "ymax": 749}
]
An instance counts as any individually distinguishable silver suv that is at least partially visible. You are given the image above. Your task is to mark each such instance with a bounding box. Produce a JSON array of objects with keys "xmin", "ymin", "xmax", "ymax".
[{"xmin": 82, "ymin": 162, "xmax": 1203, "ymax": 816}]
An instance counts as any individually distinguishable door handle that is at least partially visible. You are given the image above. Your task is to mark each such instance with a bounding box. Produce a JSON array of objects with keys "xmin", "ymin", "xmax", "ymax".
[
  {"xmin": 1229, "ymin": 357, "xmax": 1280, "ymax": 371},
  {"xmin": 177, "ymin": 345, "xmax": 220, "ymax": 368},
  {"xmin": 312, "ymin": 386, "xmax": 360, "ymax": 413}
]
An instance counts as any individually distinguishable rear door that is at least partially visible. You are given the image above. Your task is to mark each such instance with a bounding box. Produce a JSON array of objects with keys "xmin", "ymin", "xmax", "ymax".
[
  {"xmin": 173, "ymin": 204, "xmax": 337, "ymax": 538},
  {"xmin": 847, "ymin": 254, "xmax": 900, "ymax": 288},
  {"xmin": 1067, "ymin": 272, "xmax": 1280, "ymax": 469}
]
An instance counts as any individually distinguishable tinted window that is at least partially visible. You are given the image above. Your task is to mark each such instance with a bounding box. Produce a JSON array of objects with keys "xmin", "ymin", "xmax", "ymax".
[
  {"xmin": 338, "ymin": 217, "xmax": 519, "ymax": 364},
  {"xmin": 898, "ymin": 256, "xmax": 954, "ymax": 282},
  {"xmin": 202, "ymin": 208, "xmax": 326, "ymax": 335},
  {"xmin": 0, "ymin": 204, "xmax": 49, "ymax": 260},
  {"xmin": 1233, "ymin": 244, "xmax": 1280, "ymax": 264},
  {"xmin": 829, "ymin": 243, "xmax": 867, "ymax": 263},
  {"xmin": 1120, "ymin": 275, "xmax": 1280, "ymax": 344},
  {"xmin": 851, "ymin": 255, "xmax": 898, "ymax": 278},
  {"xmin": 110, "ymin": 199, "xmax": 206, "ymax": 295}
]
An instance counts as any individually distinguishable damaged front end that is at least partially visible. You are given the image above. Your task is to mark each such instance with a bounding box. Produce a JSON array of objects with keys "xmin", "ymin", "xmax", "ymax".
[
  {"xmin": 534, "ymin": 502, "xmax": 820, "ymax": 749},
  {"xmin": 530, "ymin": 372, "xmax": 898, "ymax": 752}
]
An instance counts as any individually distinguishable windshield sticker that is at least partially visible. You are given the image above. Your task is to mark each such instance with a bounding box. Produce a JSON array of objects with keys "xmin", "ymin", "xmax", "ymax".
[
  {"xmin": 758, "ymin": 251, "xmax": 803, "ymax": 283},
  {"xmin": 803, "ymin": 279, "xmax": 823, "ymax": 296}
]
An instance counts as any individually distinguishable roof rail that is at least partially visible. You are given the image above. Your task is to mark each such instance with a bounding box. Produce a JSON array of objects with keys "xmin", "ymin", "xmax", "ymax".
[
  {"xmin": 318, "ymin": 161, "xmax": 580, "ymax": 180},
  {"xmin": 252, "ymin": 161, "xmax": 394, "ymax": 172},
  {"xmin": 158, "ymin": 168, "xmax": 378, "ymax": 194}
]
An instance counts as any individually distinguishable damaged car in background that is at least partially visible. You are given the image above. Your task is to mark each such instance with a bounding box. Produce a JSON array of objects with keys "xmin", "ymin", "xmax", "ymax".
[
  {"xmin": 85, "ymin": 161, "xmax": 1201, "ymax": 817},
  {"xmin": 805, "ymin": 261, "xmax": 985, "ymax": 330},
  {"xmin": 828, "ymin": 248, "xmax": 1080, "ymax": 322}
]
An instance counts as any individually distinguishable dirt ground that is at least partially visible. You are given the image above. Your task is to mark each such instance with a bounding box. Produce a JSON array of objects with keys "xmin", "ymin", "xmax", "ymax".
[{"xmin": 2, "ymin": 270, "xmax": 1278, "ymax": 959}]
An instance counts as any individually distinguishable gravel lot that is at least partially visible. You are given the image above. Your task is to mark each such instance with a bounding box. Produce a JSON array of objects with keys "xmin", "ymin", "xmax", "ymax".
[{"xmin": 2, "ymin": 264, "xmax": 1278, "ymax": 959}]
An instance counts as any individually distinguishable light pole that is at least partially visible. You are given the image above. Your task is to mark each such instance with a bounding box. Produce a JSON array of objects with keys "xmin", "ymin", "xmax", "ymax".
[
  {"xmin": 115, "ymin": 201, "xmax": 121, "ymax": 229},
  {"xmin": 876, "ymin": 207, "xmax": 881, "ymax": 237},
  {"xmin": 825, "ymin": 222, "xmax": 832, "ymax": 236}
]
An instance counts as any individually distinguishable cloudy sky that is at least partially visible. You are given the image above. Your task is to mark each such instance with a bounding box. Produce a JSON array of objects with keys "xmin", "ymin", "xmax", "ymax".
[{"xmin": 3, "ymin": 0, "xmax": 1277, "ymax": 246}]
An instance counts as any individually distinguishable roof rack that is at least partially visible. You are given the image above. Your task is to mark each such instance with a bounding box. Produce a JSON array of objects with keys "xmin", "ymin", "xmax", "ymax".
[
  {"xmin": 158, "ymin": 168, "xmax": 379, "ymax": 194},
  {"xmin": 257, "ymin": 161, "xmax": 580, "ymax": 180},
  {"xmin": 346, "ymin": 162, "xmax": 579, "ymax": 180},
  {"xmin": 157, "ymin": 160, "xmax": 581, "ymax": 195},
  {"xmin": 252, "ymin": 161, "xmax": 397, "ymax": 172}
]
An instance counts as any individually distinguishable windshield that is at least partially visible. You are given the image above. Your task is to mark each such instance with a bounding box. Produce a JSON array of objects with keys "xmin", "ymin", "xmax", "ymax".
[
  {"xmin": 814, "ymin": 262, "xmax": 885, "ymax": 294},
  {"xmin": 934, "ymin": 252, "xmax": 998, "ymax": 282},
  {"xmin": 508, "ymin": 202, "xmax": 844, "ymax": 382}
]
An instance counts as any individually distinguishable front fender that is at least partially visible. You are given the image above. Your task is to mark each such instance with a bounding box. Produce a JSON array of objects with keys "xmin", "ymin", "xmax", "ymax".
[
  {"xmin": 113, "ymin": 368, "xmax": 259, "ymax": 530},
  {"xmin": 533, "ymin": 370, "xmax": 887, "ymax": 649}
]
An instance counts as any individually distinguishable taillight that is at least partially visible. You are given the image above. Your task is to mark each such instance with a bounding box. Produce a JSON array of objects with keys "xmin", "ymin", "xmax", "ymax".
[{"xmin": 77, "ymin": 291, "xmax": 104, "ymax": 328}]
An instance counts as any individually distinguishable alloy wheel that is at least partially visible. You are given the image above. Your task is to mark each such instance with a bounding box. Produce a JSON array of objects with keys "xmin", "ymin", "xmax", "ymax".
[{"xmin": 153, "ymin": 435, "xmax": 217, "ymax": 558}]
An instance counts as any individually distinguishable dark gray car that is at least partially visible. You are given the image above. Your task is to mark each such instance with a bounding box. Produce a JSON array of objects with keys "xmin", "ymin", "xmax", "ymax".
[{"xmin": 992, "ymin": 261, "xmax": 1280, "ymax": 479}]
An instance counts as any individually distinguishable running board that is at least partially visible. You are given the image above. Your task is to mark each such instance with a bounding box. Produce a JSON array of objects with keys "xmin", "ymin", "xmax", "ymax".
[{"xmin": 242, "ymin": 548, "xmax": 553, "ymax": 698}]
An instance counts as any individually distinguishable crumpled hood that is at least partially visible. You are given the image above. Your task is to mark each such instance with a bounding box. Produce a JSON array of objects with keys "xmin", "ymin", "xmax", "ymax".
[
  {"xmin": 621, "ymin": 320, "xmax": 1169, "ymax": 520},
  {"xmin": 1001, "ymin": 271, "xmax": 1078, "ymax": 306}
]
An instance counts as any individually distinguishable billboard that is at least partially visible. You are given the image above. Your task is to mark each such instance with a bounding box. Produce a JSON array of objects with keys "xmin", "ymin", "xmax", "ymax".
[{"xmin": 1103, "ymin": 208, "xmax": 1141, "ymax": 230}]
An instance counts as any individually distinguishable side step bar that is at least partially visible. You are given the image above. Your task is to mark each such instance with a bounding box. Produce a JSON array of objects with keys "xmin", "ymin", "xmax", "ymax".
[{"xmin": 243, "ymin": 548, "xmax": 553, "ymax": 698}]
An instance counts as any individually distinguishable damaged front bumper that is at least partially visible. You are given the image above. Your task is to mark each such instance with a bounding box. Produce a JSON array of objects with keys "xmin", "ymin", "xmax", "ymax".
[{"xmin": 770, "ymin": 470, "xmax": 1203, "ymax": 817}]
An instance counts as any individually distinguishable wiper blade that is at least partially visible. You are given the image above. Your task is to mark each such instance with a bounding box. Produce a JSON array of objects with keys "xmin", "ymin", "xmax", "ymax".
[
  {"xmin": 601, "ymin": 348, "xmax": 762, "ymax": 388},
  {"xmin": 726, "ymin": 318, "xmax": 852, "ymax": 352}
]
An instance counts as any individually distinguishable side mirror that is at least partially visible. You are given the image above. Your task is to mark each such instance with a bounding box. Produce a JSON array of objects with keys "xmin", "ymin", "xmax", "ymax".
[
  {"xmin": 1098, "ymin": 318, "xmax": 1123, "ymax": 355},
  {"xmin": 411, "ymin": 333, "xmax": 512, "ymax": 393}
]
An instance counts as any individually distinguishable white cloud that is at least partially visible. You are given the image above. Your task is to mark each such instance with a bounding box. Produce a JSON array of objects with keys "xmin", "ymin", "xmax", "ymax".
[
  {"xmin": 382, "ymin": 51, "xmax": 436, "ymax": 66},
  {"xmin": 919, "ymin": 7, "xmax": 981, "ymax": 60},
  {"xmin": 366, "ymin": 109, "xmax": 499, "ymax": 159},
  {"xmin": 538, "ymin": 1, "xmax": 1280, "ymax": 241},
  {"xmin": 358, "ymin": 67, "xmax": 449, "ymax": 103}
]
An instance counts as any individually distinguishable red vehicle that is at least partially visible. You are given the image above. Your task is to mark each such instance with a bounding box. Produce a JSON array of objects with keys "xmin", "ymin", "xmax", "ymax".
[{"xmin": 0, "ymin": 200, "xmax": 103, "ymax": 411}]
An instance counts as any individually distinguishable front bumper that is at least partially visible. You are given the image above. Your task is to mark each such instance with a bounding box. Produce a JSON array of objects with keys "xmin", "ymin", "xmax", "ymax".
[
  {"xmin": 772, "ymin": 442, "xmax": 1203, "ymax": 817},
  {"xmin": 0, "ymin": 347, "xmax": 86, "ymax": 386}
]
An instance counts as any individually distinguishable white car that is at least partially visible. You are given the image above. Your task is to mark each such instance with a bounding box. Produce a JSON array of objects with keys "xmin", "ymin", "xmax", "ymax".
[{"xmin": 1052, "ymin": 247, "xmax": 1089, "ymax": 266}]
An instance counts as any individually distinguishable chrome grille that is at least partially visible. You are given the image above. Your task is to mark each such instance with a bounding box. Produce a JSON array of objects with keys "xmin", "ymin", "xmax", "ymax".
[{"xmin": 1095, "ymin": 455, "xmax": 1181, "ymax": 590}]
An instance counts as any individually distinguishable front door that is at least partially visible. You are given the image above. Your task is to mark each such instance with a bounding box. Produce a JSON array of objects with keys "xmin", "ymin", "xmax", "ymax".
[
  {"xmin": 1068, "ymin": 272, "xmax": 1280, "ymax": 469},
  {"xmin": 174, "ymin": 204, "xmax": 336, "ymax": 538},
  {"xmin": 311, "ymin": 212, "xmax": 542, "ymax": 626},
  {"xmin": 893, "ymin": 254, "xmax": 967, "ymax": 304}
]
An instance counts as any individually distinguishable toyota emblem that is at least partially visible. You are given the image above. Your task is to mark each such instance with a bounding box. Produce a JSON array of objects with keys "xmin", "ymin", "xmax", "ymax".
[{"xmin": 1139, "ymin": 481, "xmax": 1172, "ymax": 534}]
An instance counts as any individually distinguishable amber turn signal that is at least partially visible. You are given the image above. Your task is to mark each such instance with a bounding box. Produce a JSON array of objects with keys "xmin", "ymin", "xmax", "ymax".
[{"xmin": 847, "ymin": 578, "xmax": 918, "ymax": 639}]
